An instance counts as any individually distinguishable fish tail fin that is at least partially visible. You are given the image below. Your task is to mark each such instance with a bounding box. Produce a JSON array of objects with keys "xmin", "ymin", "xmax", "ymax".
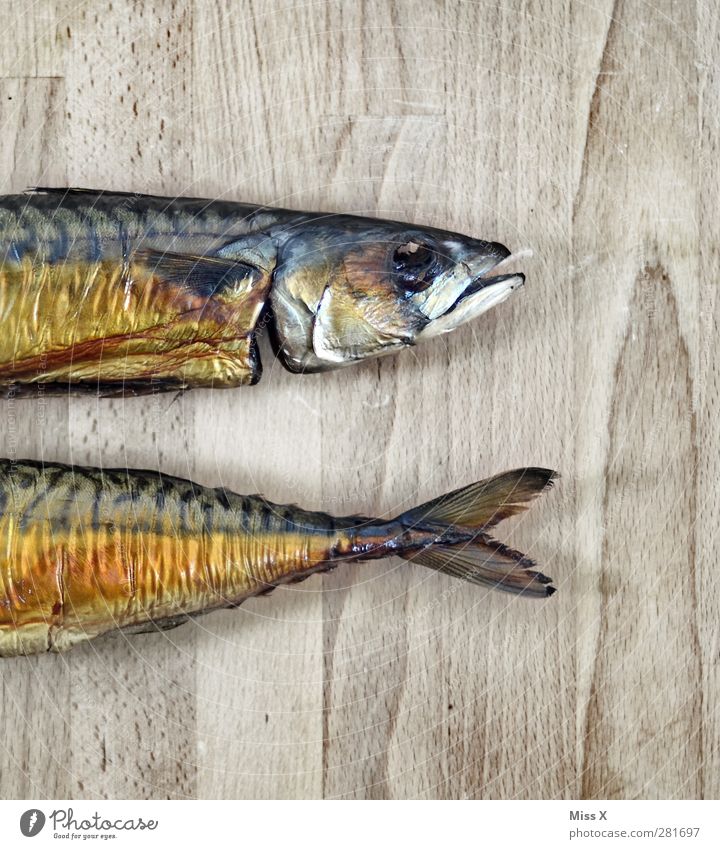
[
  {"xmin": 396, "ymin": 468, "xmax": 558, "ymax": 598},
  {"xmin": 402, "ymin": 536, "xmax": 556, "ymax": 598}
]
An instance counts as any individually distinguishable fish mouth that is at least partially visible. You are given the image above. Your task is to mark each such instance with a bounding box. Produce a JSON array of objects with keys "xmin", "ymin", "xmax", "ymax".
[
  {"xmin": 460, "ymin": 246, "xmax": 529, "ymax": 305},
  {"xmin": 418, "ymin": 264, "xmax": 525, "ymax": 340},
  {"xmin": 461, "ymin": 269, "xmax": 526, "ymax": 302}
]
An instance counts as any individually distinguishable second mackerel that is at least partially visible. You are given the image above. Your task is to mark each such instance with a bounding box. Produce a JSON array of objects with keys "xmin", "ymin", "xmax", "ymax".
[{"xmin": 0, "ymin": 461, "xmax": 556, "ymax": 657}]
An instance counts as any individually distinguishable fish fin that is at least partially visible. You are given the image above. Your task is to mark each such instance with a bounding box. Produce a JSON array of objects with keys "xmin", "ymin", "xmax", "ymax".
[
  {"xmin": 27, "ymin": 186, "xmax": 186, "ymax": 204},
  {"xmin": 121, "ymin": 614, "xmax": 190, "ymax": 635},
  {"xmin": 134, "ymin": 248, "xmax": 263, "ymax": 297},
  {"xmin": 0, "ymin": 378, "xmax": 189, "ymax": 398},
  {"xmin": 397, "ymin": 468, "xmax": 558, "ymax": 597},
  {"xmin": 28, "ymin": 186, "xmax": 132, "ymax": 197},
  {"xmin": 399, "ymin": 467, "xmax": 557, "ymax": 531},
  {"xmin": 406, "ymin": 536, "xmax": 555, "ymax": 598}
]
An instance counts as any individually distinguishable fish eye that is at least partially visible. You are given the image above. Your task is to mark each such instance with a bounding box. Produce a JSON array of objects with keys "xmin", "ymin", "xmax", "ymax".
[
  {"xmin": 392, "ymin": 241, "xmax": 437, "ymax": 291},
  {"xmin": 394, "ymin": 240, "xmax": 433, "ymax": 268}
]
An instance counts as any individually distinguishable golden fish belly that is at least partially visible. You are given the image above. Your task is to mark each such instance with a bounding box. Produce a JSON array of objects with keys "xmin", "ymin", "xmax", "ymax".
[
  {"xmin": 0, "ymin": 463, "xmax": 342, "ymax": 656},
  {"xmin": 0, "ymin": 258, "xmax": 269, "ymax": 390}
]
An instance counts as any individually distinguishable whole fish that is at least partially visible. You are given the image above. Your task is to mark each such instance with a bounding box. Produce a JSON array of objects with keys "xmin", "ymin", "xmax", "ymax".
[
  {"xmin": 0, "ymin": 460, "xmax": 556, "ymax": 657},
  {"xmin": 0, "ymin": 189, "xmax": 524, "ymax": 395}
]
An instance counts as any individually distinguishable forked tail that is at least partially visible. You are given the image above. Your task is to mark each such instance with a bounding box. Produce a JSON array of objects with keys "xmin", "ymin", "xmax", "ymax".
[{"xmin": 396, "ymin": 468, "xmax": 558, "ymax": 598}]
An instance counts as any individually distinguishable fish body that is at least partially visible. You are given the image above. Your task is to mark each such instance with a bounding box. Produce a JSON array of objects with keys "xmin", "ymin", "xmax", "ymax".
[
  {"xmin": 0, "ymin": 460, "xmax": 556, "ymax": 657},
  {"xmin": 0, "ymin": 189, "xmax": 524, "ymax": 395}
]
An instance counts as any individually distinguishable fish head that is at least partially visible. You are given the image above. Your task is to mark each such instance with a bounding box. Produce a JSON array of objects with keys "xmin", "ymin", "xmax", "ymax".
[{"xmin": 269, "ymin": 216, "xmax": 524, "ymax": 372}]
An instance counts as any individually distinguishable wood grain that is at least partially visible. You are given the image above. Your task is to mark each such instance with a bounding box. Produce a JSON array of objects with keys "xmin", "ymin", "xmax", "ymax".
[{"xmin": 0, "ymin": 0, "xmax": 718, "ymax": 800}]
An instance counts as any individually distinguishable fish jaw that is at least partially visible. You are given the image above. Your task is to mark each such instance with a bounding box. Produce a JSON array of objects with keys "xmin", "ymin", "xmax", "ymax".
[{"xmin": 416, "ymin": 271, "xmax": 525, "ymax": 340}]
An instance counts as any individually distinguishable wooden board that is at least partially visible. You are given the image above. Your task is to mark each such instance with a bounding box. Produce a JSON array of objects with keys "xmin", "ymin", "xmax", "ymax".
[{"xmin": 0, "ymin": 0, "xmax": 717, "ymax": 800}]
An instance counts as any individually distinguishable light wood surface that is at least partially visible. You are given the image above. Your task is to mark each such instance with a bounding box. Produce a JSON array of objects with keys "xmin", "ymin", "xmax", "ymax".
[{"xmin": 0, "ymin": 0, "xmax": 718, "ymax": 800}]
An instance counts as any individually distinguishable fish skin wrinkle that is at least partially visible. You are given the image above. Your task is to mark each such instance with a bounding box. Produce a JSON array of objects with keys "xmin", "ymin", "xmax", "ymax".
[{"xmin": 0, "ymin": 460, "xmax": 356, "ymax": 656}]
